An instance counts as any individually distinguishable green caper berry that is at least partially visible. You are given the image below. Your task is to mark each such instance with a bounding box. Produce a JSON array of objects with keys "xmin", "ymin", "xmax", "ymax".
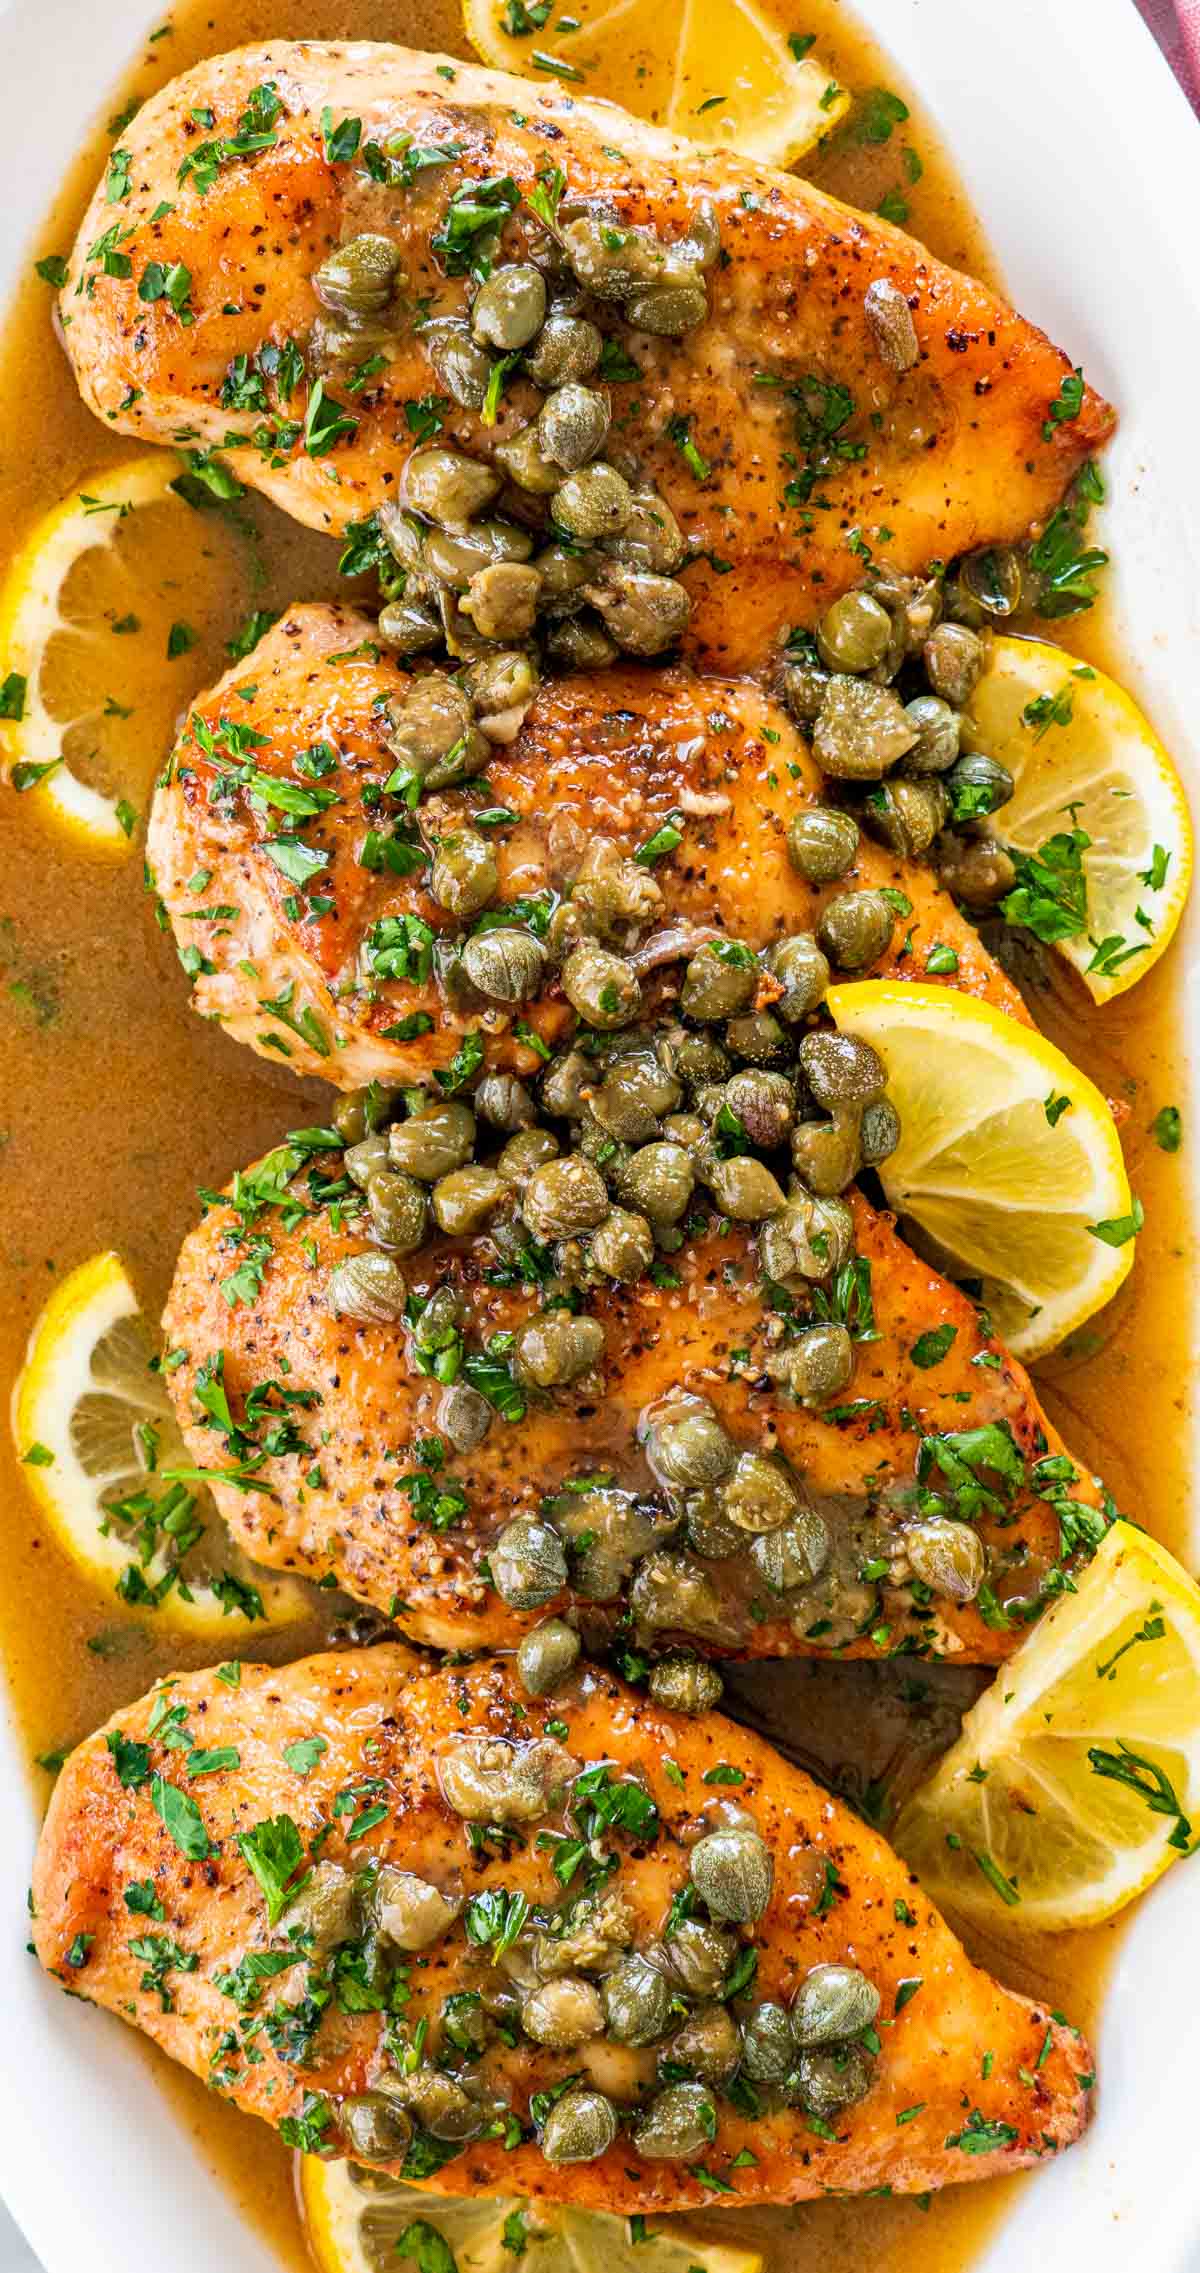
[
  {"xmin": 553, "ymin": 462, "xmax": 633, "ymax": 540},
  {"xmin": 671, "ymin": 2002, "xmax": 741, "ymax": 2083},
  {"xmin": 799, "ymin": 1030, "xmax": 886, "ymax": 1110},
  {"xmin": 516, "ymin": 1618, "xmax": 581, "ymax": 1695},
  {"xmin": 492, "ymin": 1515, "xmax": 568, "ymax": 1610},
  {"xmin": 903, "ymin": 694, "xmax": 961, "ymax": 774},
  {"xmin": 538, "ymin": 383, "xmax": 611, "ymax": 471},
  {"xmin": 425, "ymin": 316, "xmax": 493, "ymax": 409},
  {"xmin": 314, "ymin": 232, "xmax": 402, "ymax": 322},
  {"xmin": 741, "ymin": 2000, "xmax": 797, "ymax": 2083},
  {"xmin": 778, "ymin": 1322, "xmax": 854, "ymax": 1405},
  {"xmin": 904, "ymin": 1515, "xmax": 986, "ymax": 1602},
  {"xmin": 523, "ymin": 1153, "xmax": 610, "ymax": 1240},
  {"xmin": 689, "ymin": 1825, "xmax": 774, "ymax": 1921},
  {"xmin": 494, "ymin": 420, "xmax": 564, "ymax": 495},
  {"xmin": 770, "ymin": 933, "xmax": 830, "ymax": 1022},
  {"xmin": 720, "ymin": 1451, "xmax": 798, "ymax": 1533},
  {"xmin": 462, "ymin": 561, "xmax": 543, "ymax": 643},
  {"xmin": 704, "ymin": 1155, "xmax": 786, "ymax": 1222},
  {"xmin": 345, "ymin": 1131, "xmax": 389, "ymax": 1188},
  {"xmin": 429, "ymin": 830, "xmax": 498, "ymax": 917},
  {"xmin": 626, "ymin": 279, "xmax": 708, "ymax": 333},
  {"xmin": 590, "ymin": 1206, "xmax": 655, "ymax": 1282},
  {"xmin": 471, "ymin": 262, "xmax": 547, "ymax": 349},
  {"xmin": 945, "ymin": 749, "xmax": 1014, "ymax": 817},
  {"xmin": 789, "ymin": 1113, "xmax": 861, "ymax": 1196},
  {"xmin": 378, "ymin": 597, "xmax": 441, "ymax": 654},
  {"xmin": 541, "ymin": 2087, "xmax": 618, "ymax": 2165},
  {"xmin": 859, "ymin": 1097, "xmax": 901, "ymax": 1164},
  {"xmin": 663, "ymin": 1917, "xmax": 734, "ymax": 1997},
  {"xmin": 497, "ymin": 1127, "xmax": 560, "ymax": 1185},
  {"xmin": 749, "ymin": 1508, "xmax": 831, "ymax": 1592},
  {"xmin": 562, "ymin": 942, "xmax": 642, "ymax": 1030},
  {"xmin": 791, "ymin": 2042, "xmax": 876, "ymax": 2119},
  {"xmin": 512, "ymin": 1314, "xmax": 606, "ymax": 1387},
  {"xmin": 475, "ymin": 1072, "xmax": 536, "ymax": 1131},
  {"xmin": 646, "ymin": 1655, "xmax": 723, "ymax": 1715},
  {"xmin": 866, "ymin": 776, "xmax": 949, "ymax": 859},
  {"xmin": 431, "ymin": 1164, "xmax": 504, "ymax": 1235},
  {"xmin": 339, "ymin": 2092, "xmax": 413, "ymax": 2162},
  {"xmin": 724, "ymin": 1069, "xmax": 795, "ymax": 1148},
  {"xmin": 462, "ymin": 927, "xmax": 547, "ymax": 1004},
  {"xmin": 524, "ymin": 311, "xmax": 603, "ymax": 387},
  {"xmin": 725, "ymin": 1010, "xmax": 791, "ymax": 1065},
  {"xmin": 326, "ymin": 1251, "xmax": 408, "ymax": 1323},
  {"xmin": 602, "ymin": 1952, "xmax": 673, "ymax": 2047},
  {"xmin": 642, "ymin": 1395, "xmax": 734, "ymax": 1489},
  {"xmin": 787, "ymin": 805, "xmax": 860, "ymax": 884},
  {"xmin": 589, "ymin": 565, "xmax": 691, "ymax": 657},
  {"xmin": 816, "ymin": 590, "xmax": 893, "ymax": 674},
  {"xmin": 437, "ymin": 1381, "xmax": 493, "ymax": 1453},
  {"xmin": 632, "ymin": 2081, "xmax": 717, "ymax": 2160},
  {"xmin": 924, "ymin": 620, "xmax": 985, "ymax": 706},
  {"xmin": 791, "ymin": 1962, "xmax": 881, "ymax": 2047},
  {"xmin": 366, "ymin": 1170, "xmax": 430, "ymax": 1254},
  {"xmin": 389, "ymin": 1103, "xmax": 476, "ymax": 1182},
  {"xmin": 545, "ymin": 613, "xmax": 620, "ymax": 670},
  {"xmin": 813, "ymin": 677, "xmax": 917, "ymax": 780},
  {"xmin": 817, "ymin": 888, "xmax": 896, "ymax": 971},
  {"xmin": 680, "ymin": 942, "xmax": 758, "ymax": 1022},
  {"xmin": 404, "ymin": 445, "xmax": 502, "ymax": 527}
]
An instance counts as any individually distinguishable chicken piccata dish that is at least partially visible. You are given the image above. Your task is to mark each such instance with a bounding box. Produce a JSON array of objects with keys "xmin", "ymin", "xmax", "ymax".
[{"xmin": 1, "ymin": 5, "xmax": 1195, "ymax": 2273}]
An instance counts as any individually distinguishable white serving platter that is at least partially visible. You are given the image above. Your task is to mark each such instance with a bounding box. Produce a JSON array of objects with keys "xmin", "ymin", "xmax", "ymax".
[{"xmin": 0, "ymin": 0, "xmax": 1196, "ymax": 2266}]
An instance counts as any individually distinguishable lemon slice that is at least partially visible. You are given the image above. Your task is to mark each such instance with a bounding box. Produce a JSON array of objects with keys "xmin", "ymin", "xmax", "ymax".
[
  {"xmin": 460, "ymin": 0, "xmax": 850, "ymax": 167},
  {"xmin": 827, "ymin": 980, "xmax": 1137, "ymax": 1359},
  {"xmin": 0, "ymin": 452, "xmax": 244, "ymax": 853},
  {"xmin": 962, "ymin": 634, "xmax": 1193, "ymax": 1003},
  {"xmin": 11, "ymin": 1251, "xmax": 307, "ymax": 1636},
  {"xmin": 895, "ymin": 1521, "xmax": 1200, "ymax": 1930},
  {"xmin": 302, "ymin": 2160, "xmax": 764, "ymax": 2273}
]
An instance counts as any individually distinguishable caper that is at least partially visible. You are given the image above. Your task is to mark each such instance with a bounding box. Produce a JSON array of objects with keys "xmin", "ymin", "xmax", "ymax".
[
  {"xmin": 863, "ymin": 275, "xmax": 920, "ymax": 372},
  {"xmin": 924, "ymin": 620, "xmax": 985, "ymax": 705},
  {"xmin": 792, "ymin": 1962, "xmax": 881, "ymax": 2046},
  {"xmin": 720, "ymin": 1451, "xmax": 798, "ymax": 1533},
  {"xmin": 429, "ymin": 830, "xmax": 498, "ymax": 917},
  {"xmin": 787, "ymin": 805, "xmax": 860, "ymax": 884},
  {"xmin": 791, "ymin": 2041, "xmax": 876, "ymax": 2119},
  {"xmin": 545, "ymin": 613, "xmax": 620, "ymax": 670},
  {"xmin": 367, "ymin": 1170, "xmax": 431, "ymax": 1254},
  {"xmin": 758, "ymin": 1191, "xmax": 854, "ymax": 1283},
  {"xmin": 591, "ymin": 1050, "xmax": 680, "ymax": 1140},
  {"xmin": 463, "ymin": 647, "xmax": 540, "ymax": 728},
  {"xmin": 689, "ymin": 1825, "xmax": 774, "ymax": 1922},
  {"xmin": 557, "ymin": 1487, "xmax": 672, "ymax": 1602},
  {"xmin": 904, "ymin": 1515, "xmax": 986, "ymax": 1602},
  {"xmin": 541, "ymin": 2087, "xmax": 618, "ymax": 2165},
  {"xmin": 770, "ymin": 933, "xmax": 831, "ymax": 1021},
  {"xmin": 512, "ymin": 1314, "xmax": 606, "ymax": 1387},
  {"xmin": 412, "ymin": 1283, "xmax": 465, "ymax": 1355},
  {"xmin": 424, "ymin": 520, "xmax": 535, "ymax": 588},
  {"xmin": 340, "ymin": 2092, "xmax": 413, "ymax": 2162},
  {"xmin": 389, "ymin": 1103, "xmax": 476, "ymax": 1181},
  {"xmin": 471, "ymin": 262, "xmax": 547, "ymax": 349},
  {"xmin": 647, "ymin": 1655, "xmax": 723, "ymax": 1715},
  {"xmin": 589, "ymin": 566, "xmax": 691, "ymax": 656},
  {"xmin": 725, "ymin": 1010, "xmax": 791, "ymax": 1065},
  {"xmin": 345, "ymin": 1131, "xmax": 389, "ymax": 1189},
  {"xmin": 462, "ymin": 927, "xmax": 547, "ymax": 1004},
  {"xmin": 438, "ymin": 1732, "xmax": 576, "ymax": 1822},
  {"xmin": 373, "ymin": 1867, "xmax": 462, "ymax": 1952},
  {"xmin": 705, "ymin": 1156, "xmax": 786, "ymax": 1221},
  {"xmin": 741, "ymin": 2001, "xmax": 797, "ymax": 2084},
  {"xmin": 425, "ymin": 315, "xmax": 493, "ymax": 409},
  {"xmin": 641, "ymin": 1394, "xmax": 734, "ymax": 1489},
  {"xmin": 865, "ymin": 776, "xmax": 949, "ymax": 858},
  {"xmin": 780, "ymin": 657, "xmax": 830, "ymax": 726},
  {"xmin": 553, "ymin": 462, "xmax": 633, "ymax": 540},
  {"xmin": 314, "ymin": 232, "xmax": 403, "ymax": 321},
  {"xmin": 813, "ymin": 677, "xmax": 917, "ymax": 779},
  {"xmin": 493, "ymin": 420, "xmax": 564, "ymax": 495},
  {"xmin": 392, "ymin": 2068, "xmax": 482, "ymax": 2141},
  {"xmin": 750, "ymin": 1508, "xmax": 831, "ymax": 1593},
  {"xmin": 789, "ymin": 1112, "xmax": 861, "ymax": 1196},
  {"xmin": 516, "ymin": 1618, "xmax": 581, "ymax": 1695},
  {"xmin": 438, "ymin": 1381, "xmax": 493, "ymax": 1453},
  {"xmin": 799, "ymin": 1031, "xmax": 886, "ymax": 1111},
  {"xmin": 522, "ymin": 1974, "xmax": 604, "ymax": 2049},
  {"xmin": 629, "ymin": 1548, "xmax": 730, "ymax": 1639},
  {"xmin": 563, "ymin": 942, "xmax": 642, "ymax": 1030},
  {"xmin": 590, "ymin": 1207, "xmax": 655, "ymax": 1282},
  {"xmin": 671, "ymin": 2002, "xmax": 741, "ymax": 2084},
  {"xmin": 685, "ymin": 1488, "xmax": 745, "ymax": 1560},
  {"xmin": 626, "ymin": 280, "xmax": 709, "ymax": 333},
  {"xmin": 404, "ymin": 446, "xmax": 502, "ymax": 528},
  {"xmin": 498, "ymin": 1126, "xmax": 560, "ymax": 1185},
  {"xmin": 723, "ymin": 1069, "xmax": 794, "ymax": 1148},
  {"xmin": 663, "ymin": 1916, "xmax": 735, "ymax": 1997},
  {"xmin": 377, "ymin": 596, "xmax": 440, "ymax": 655},
  {"xmin": 672, "ymin": 1032, "xmax": 731, "ymax": 1086},
  {"xmin": 961, "ymin": 544, "xmax": 1025, "ymax": 619},
  {"xmin": 441, "ymin": 1990, "xmax": 490, "ymax": 2060},
  {"xmin": 326, "ymin": 1250, "xmax": 408, "ymax": 1323},
  {"xmin": 491, "ymin": 1515, "xmax": 569, "ymax": 1610},
  {"xmin": 523, "ymin": 1153, "xmax": 610, "ymax": 1240},
  {"xmin": 603, "ymin": 1952, "xmax": 673, "ymax": 2046},
  {"xmin": 604, "ymin": 489, "xmax": 687, "ymax": 574},
  {"xmin": 859, "ymin": 1097, "xmax": 901, "ymax": 1164},
  {"xmin": 680, "ymin": 942, "xmax": 758, "ymax": 1022},
  {"xmin": 776, "ymin": 1321, "xmax": 854, "ymax": 1405},
  {"xmin": 537, "ymin": 382, "xmax": 611, "ymax": 471},
  {"xmin": 432, "ymin": 1164, "xmax": 505, "ymax": 1235},
  {"xmin": 277, "ymin": 1860, "xmax": 357, "ymax": 1950},
  {"xmin": 945, "ymin": 749, "xmax": 1014, "ymax": 820},
  {"xmin": 816, "ymin": 590, "xmax": 893, "ymax": 674},
  {"xmin": 817, "ymin": 888, "xmax": 896, "ymax": 970},
  {"xmin": 633, "ymin": 2080, "xmax": 717, "ymax": 2160},
  {"xmin": 524, "ymin": 311, "xmax": 603, "ymax": 386},
  {"xmin": 936, "ymin": 834, "xmax": 1016, "ymax": 905},
  {"xmin": 384, "ymin": 674, "xmax": 485, "ymax": 784},
  {"xmin": 903, "ymin": 694, "xmax": 961, "ymax": 774},
  {"xmin": 333, "ymin": 1085, "xmax": 395, "ymax": 1145},
  {"xmin": 462, "ymin": 561, "xmax": 543, "ymax": 642}
]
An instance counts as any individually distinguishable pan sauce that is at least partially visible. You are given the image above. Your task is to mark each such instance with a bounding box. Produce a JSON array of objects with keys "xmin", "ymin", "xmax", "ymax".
[{"xmin": 0, "ymin": 0, "xmax": 1191, "ymax": 2267}]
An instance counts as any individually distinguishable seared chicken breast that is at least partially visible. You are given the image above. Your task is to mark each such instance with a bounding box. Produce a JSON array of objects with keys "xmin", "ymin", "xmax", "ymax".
[
  {"xmin": 32, "ymin": 1647, "xmax": 1093, "ymax": 2209},
  {"xmin": 147, "ymin": 604, "xmax": 1024, "ymax": 1090},
  {"xmin": 62, "ymin": 42, "xmax": 1113, "ymax": 672},
  {"xmin": 162, "ymin": 1146, "xmax": 1107, "ymax": 1661}
]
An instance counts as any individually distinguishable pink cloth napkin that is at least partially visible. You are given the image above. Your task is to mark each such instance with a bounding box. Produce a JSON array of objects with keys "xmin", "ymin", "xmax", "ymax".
[{"xmin": 1137, "ymin": 0, "xmax": 1200, "ymax": 104}]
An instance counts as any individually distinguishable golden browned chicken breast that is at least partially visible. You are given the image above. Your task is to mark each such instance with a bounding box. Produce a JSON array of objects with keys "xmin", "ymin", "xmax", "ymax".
[
  {"xmin": 161, "ymin": 1122, "xmax": 1109, "ymax": 1662},
  {"xmin": 32, "ymin": 1647, "xmax": 1093, "ymax": 2210},
  {"xmin": 61, "ymin": 42, "xmax": 1113, "ymax": 672},
  {"xmin": 147, "ymin": 604, "xmax": 1025, "ymax": 1090}
]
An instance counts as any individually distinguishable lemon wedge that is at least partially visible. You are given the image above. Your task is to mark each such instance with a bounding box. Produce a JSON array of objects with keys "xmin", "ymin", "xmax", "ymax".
[
  {"xmin": 0, "ymin": 452, "xmax": 244, "ymax": 853},
  {"xmin": 460, "ymin": 0, "xmax": 849, "ymax": 167},
  {"xmin": 895, "ymin": 1521, "xmax": 1200, "ymax": 1931},
  {"xmin": 827, "ymin": 980, "xmax": 1137, "ymax": 1360},
  {"xmin": 302, "ymin": 2160, "xmax": 763, "ymax": 2273},
  {"xmin": 963, "ymin": 634, "xmax": 1193, "ymax": 1003},
  {"xmin": 11, "ymin": 1251, "xmax": 307, "ymax": 1637}
]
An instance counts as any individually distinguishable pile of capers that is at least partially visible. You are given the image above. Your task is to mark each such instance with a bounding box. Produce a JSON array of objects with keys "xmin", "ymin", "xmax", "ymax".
[
  {"xmin": 320, "ymin": 1737, "xmax": 881, "ymax": 2169},
  {"xmin": 779, "ymin": 552, "xmax": 1027, "ymax": 909}
]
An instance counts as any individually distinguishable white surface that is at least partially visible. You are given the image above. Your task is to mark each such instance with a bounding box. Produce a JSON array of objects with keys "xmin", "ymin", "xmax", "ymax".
[{"xmin": 0, "ymin": 0, "xmax": 1197, "ymax": 2267}]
